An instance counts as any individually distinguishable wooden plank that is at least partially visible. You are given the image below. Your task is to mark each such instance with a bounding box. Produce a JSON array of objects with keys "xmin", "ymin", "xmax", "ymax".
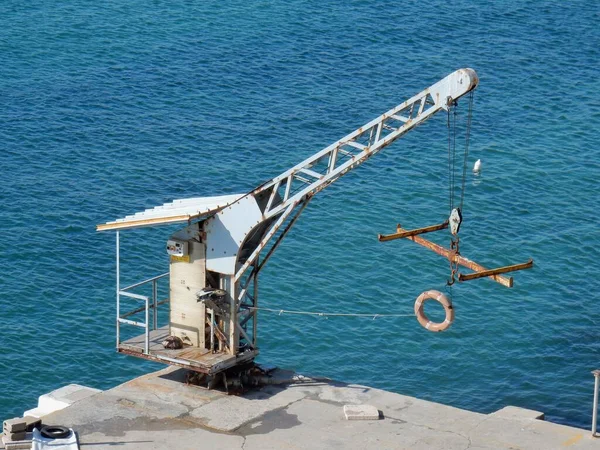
[
  {"xmin": 97, "ymin": 215, "xmax": 192, "ymax": 231},
  {"xmin": 119, "ymin": 345, "xmax": 259, "ymax": 375},
  {"xmin": 120, "ymin": 326, "xmax": 169, "ymax": 351},
  {"xmin": 175, "ymin": 347, "xmax": 210, "ymax": 360}
]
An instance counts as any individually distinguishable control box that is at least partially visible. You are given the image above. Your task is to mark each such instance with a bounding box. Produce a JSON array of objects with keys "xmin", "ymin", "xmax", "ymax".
[{"xmin": 166, "ymin": 239, "xmax": 188, "ymax": 257}]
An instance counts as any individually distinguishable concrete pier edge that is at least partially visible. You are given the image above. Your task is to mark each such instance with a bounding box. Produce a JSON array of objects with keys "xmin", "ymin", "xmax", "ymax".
[{"xmin": 2, "ymin": 366, "xmax": 599, "ymax": 450}]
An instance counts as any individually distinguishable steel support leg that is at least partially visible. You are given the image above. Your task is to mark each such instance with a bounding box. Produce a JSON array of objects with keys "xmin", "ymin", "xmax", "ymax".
[{"xmin": 592, "ymin": 370, "xmax": 600, "ymax": 436}]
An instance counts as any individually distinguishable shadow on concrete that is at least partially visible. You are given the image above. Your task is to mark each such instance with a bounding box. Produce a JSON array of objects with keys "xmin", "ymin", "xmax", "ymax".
[{"xmin": 157, "ymin": 367, "xmax": 372, "ymax": 400}]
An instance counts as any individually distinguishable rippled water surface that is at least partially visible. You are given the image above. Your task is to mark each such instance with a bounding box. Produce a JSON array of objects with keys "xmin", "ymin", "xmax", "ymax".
[{"xmin": 1, "ymin": 0, "xmax": 599, "ymax": 429}]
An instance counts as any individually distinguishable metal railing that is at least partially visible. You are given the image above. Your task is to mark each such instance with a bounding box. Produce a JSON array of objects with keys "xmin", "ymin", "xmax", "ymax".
[
  {"xmin": 593, "ymin": 370, "xmax": 600, "ymax": 436},
  {"xmin": 117, "ymin": 272, "xmax": 169, "ymax": 354}
]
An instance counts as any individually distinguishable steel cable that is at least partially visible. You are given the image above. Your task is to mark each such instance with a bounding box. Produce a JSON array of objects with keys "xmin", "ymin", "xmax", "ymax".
[{"xmin": 248, "ymin": 307, "xmax": 414, "ymax": 320}]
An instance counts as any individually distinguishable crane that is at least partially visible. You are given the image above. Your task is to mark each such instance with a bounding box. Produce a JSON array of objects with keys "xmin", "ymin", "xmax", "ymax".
[{"xmin": 98, "ymin": 68, "xmax": 480, "ymax": 382}]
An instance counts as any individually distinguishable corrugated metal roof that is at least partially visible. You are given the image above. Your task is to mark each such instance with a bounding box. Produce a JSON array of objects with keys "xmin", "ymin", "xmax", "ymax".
[{"xmin": 97, "ymin": 193, "xmax": 245, "ymax": 231}]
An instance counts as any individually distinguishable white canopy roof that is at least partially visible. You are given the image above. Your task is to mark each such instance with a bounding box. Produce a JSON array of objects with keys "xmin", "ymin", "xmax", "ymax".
[{"xmin": 97, "ymin": 193, "xmax": 245, "ymax": 231}]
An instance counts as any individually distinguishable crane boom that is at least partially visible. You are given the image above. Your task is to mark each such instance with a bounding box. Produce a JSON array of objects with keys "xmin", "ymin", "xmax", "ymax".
[
  {"xmin": 230, "ymin": 68, "xmax": 478, "ymax": 283},
  {"xmin": 255, "ymin": 68, "xmax": 479, "ymax": 221},
  {"xmin": 213, "ymin": 68, "xmax": 478, "ymax": 359}
]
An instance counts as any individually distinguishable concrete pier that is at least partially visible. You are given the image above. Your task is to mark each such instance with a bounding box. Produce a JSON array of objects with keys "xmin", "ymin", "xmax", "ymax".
[{"xmin": 6, "ymin": 367, "xmax": 600, "ymax": 449}]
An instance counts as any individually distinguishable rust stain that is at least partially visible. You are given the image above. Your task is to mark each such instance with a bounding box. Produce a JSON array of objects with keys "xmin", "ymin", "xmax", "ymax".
[
  {"xmin": 562, "ymin": 434, "xmax": 583, "ymax": 446},
  {"xmin": 177, "ymin": 347, "xmax": 210, "ymax": 360}
]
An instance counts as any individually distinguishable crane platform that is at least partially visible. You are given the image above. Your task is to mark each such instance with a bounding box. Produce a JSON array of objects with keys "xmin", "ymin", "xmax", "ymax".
[{"xmin": 119, "ymin": 326, "xmax": 258, "ymax": 375}]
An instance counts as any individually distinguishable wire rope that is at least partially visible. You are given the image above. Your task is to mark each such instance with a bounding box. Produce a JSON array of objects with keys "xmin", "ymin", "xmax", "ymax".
[
  {"xmin": 459, "ymin": 91, "xmax": 474, "ymax": 211},
  {"xmin": 248, "ymin": 307, "xmax": 414, "ymax": 320}
]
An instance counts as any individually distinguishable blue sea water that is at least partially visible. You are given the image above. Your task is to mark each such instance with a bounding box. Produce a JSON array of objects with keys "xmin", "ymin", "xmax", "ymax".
[{"xmin": 1, "ymin": 0, "xmax": 599, "ymax": 430}]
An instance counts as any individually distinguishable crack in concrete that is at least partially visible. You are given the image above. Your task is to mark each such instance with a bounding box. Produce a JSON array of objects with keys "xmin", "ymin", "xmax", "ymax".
[
  {"xmin": 461, "ymin": 416, "xmax": 501, "ymax": 450},
  {"xmin": 303, "ymin": 392, "xmax": 347, "ymax": 407},
  {"xmin": 148, "ymin": 391, "xmax": 167, "ymax": 404},
  {"xmin": 464, "ymin": 433, "xmax": 473, "ymax": 450}
]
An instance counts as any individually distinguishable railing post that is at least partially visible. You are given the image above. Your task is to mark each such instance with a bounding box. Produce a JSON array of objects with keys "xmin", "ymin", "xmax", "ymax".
[
  {"xmin": 253, "ymin": 268, "xmax": 258, "ymax": 349},
  {"xmin": 145, "ymin": 296, "xmax": 150, "ymax": 354},
  {"xmin": 116, "ymin": 231, "xmax": 120, "ymax": 349},
  {"xmin": 152, "ymin": 279, "xmax": 158, "ymax": 331},
  {"xmin": 210, "ymin": 310, "xmax": 215, "ymax": 354},
  {"xmin": 592, "ymin": 370, "xmax": 600, "ymax": 436}
]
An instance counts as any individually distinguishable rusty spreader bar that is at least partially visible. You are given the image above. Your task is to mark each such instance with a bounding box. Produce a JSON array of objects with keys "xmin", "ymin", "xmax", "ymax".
[
  {"xmin": 378, "ymin": 224, "xmax": 533, "ymax": 288},
  {"xmin": 458, "ymin": 259, "xmax": 533, "ymax": 283},
  {"xmin": 378, "ymin": 221, "xmax": 448, "ymax": 242}
]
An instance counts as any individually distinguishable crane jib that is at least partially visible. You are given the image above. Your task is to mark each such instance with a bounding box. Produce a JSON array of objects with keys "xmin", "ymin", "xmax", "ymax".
[
  {"xmin": 253, "ymin": 68, "xmax": 479, "ymax": 221},
  {"xmin": 233, "ymin": 69, "xmax": 479, "ymax": 282}
]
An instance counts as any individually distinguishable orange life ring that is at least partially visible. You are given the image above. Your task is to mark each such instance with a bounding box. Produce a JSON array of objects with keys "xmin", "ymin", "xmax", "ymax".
[{"xmin": 414, "ymin": 290, "xmax": 454, "ymax": 332}]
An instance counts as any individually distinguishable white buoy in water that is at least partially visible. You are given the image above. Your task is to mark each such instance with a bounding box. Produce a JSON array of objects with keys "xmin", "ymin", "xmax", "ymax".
[{"xmin": 473, "ymin": 159, "xmax": 482, "ymax": 174}]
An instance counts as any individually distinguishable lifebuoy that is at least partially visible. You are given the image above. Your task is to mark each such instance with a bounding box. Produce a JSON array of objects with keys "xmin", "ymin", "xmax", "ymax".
[{"xmin": 414, "ymin": 290, "xmax": 454, "ymax": 332}]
